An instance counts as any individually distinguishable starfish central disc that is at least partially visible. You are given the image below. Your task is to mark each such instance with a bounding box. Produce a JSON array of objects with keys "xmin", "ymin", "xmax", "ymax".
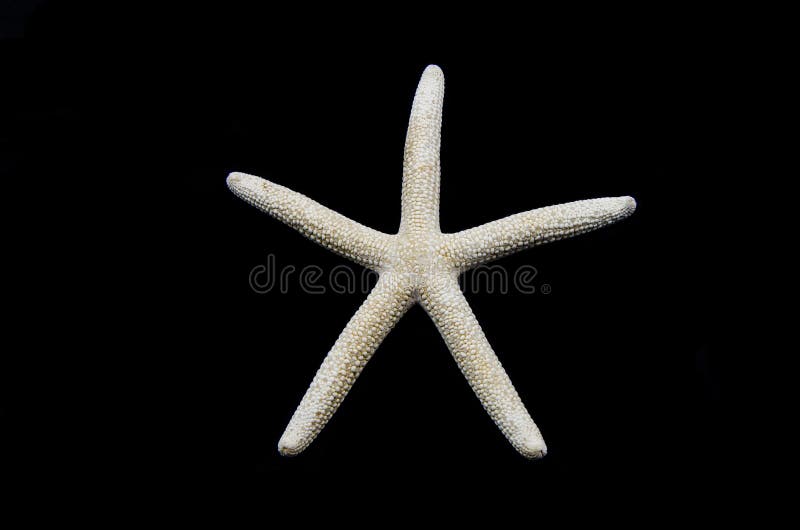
[{"xmin": 388, "ymin": 235, "xmax": 451, "ymax": 287}]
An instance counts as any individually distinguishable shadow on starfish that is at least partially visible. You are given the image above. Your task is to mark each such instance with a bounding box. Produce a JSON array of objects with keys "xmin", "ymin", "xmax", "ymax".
[{"xmin": 227, "ymin": 65, "xmax": 636, "ymax": 459}]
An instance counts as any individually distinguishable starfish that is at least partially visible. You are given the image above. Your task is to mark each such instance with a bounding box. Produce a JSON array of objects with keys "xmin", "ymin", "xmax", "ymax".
[{"xmin": 227, "ymin": 65, "xmax": 636, "ymax": 459}]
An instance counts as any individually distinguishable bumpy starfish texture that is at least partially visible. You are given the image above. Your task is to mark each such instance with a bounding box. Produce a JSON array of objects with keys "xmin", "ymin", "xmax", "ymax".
[{"xmin": 227, "ymin": 65, "xmax": 636, "ymax": 459}]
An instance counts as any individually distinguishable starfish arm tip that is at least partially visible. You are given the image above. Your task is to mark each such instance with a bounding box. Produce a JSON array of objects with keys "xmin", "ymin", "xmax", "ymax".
[
  {"xmin": 226, "ymin": 171, "xmax": 255, "ymax": 195},
  {"xmin": 519, "ymin": 438, "xmax": 548, "ymax": 460},
  {"xmin": 277, "ymin": 434, "xmax": 303, "ymax": 457},
  {"xmin": 619, "ymin": 195, "xmax": 637, "ymax": 216},
  {"xmin": 424, "ymin": 64, "xmax": 443, "ymax": 75}
]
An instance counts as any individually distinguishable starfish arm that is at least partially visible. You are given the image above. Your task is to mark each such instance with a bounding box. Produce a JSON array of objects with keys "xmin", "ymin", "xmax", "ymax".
[
  {"xmin": 440, "ymin": 196, "xmax": 636, "ymax": 270},
  {"xmin": 400, "ymin": 64, "xmax": 444, "ymax": 234},
  {"xmin": 227, "ymin": 172, "xmax": 392, "ymax": 270},
  {"xmin": 278, "ymin": 274, "xmax": 414, "ymax": 456},
  {"xmin": 419, "ymin": 276, "xmax": 547, "ymax": 459}
]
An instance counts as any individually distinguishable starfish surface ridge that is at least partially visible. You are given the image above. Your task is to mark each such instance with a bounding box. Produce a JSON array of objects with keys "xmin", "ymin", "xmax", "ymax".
[{"xmin": 227, "ymin": 65, "xmax": 636, "ymax": 458}]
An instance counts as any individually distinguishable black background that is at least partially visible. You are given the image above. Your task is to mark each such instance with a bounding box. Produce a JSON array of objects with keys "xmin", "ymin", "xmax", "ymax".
[{"xmin": 4, "ymin": 1, "xmax": 729, "ymax": 517}]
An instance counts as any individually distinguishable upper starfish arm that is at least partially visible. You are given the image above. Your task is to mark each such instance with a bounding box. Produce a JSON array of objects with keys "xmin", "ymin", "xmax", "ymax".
[
  {"xmin": 400, "ymin": 65, "xmax": 444, "ymax": 234},
  {"xmin": 277, "ymin": 273, "xmax": 414, "ymax": 455},
  {"xmin": 227, "ymin": 172, "xmax": 393, "ymax": 270},
  {"xmin": 439, "ymin": 196, "xmax": 636, "ymax": 270},
  {"xmin": 419, "ymin": 275, "xmax": 547, "ymax": 459}
]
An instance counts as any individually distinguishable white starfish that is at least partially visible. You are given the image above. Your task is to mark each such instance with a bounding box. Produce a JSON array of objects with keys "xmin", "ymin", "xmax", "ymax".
[{"xmin": 227, "ymin": 65, "xmax": 636, "ymax": 459}]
